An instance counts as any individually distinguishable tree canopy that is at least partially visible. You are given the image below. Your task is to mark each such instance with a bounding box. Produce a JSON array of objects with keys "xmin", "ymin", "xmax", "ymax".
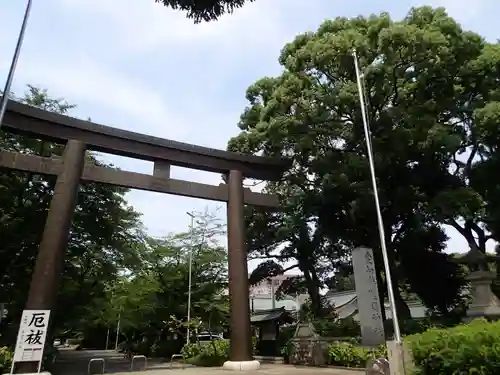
[
  {"xmin": 85, "ymin": 209, "xmax": 229, "ymax": 349},
  {"xmin": 229, "ymin": 6, "xmax": 500, "ymax": 317},
  {"xmin": 155, "ymin": 0, "xmax": 254, "ymax": 22}
]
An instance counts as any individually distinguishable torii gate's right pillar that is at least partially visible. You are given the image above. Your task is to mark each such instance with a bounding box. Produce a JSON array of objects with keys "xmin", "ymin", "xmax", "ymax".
[{"xmin": 224, "ymin": 169, "xmax": 260, "ymax": 371}]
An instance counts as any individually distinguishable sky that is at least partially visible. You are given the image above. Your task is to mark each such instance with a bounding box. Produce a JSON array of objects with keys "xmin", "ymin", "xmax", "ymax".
[{"xmin": 1, "ymin": 0, "xmax": 498, "ymax": 272}]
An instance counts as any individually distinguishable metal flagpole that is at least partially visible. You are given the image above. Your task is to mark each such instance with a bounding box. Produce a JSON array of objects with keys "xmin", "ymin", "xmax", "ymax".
[
  {"xmin": 0, "ymin": 0, "xmax": 33, "ymax": 128},
  {"xmin": 352, "ymin": 49, "xmax": 402, "ymax": 343}
]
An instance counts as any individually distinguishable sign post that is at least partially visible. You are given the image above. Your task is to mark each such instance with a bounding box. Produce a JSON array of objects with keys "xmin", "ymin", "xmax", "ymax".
[{"xmin": 11, "ymin": 310, "xmax": 51, "ymax": 374}]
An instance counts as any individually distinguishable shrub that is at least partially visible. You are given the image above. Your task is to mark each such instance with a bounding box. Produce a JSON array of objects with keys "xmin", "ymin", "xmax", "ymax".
[
  {"xmin": 181, "ymin": 342, "xmax": 202, "ymax": 359},
  {"xmin": 407, "ymin": 318, "xmax": 500, "ymax": 375},
  {"xmin": 0, "ymin": 347, "xmax": 12, "ymax": 373},
  {"xmin": 183, "ymin": 340, "xmax": 229, "ymax": 367},
  {"xmin": 327, "ymin": 342, "xmax": 386, "ymax": 368},
  {"xmin": 181, "ymin": 338, "xmax": 258, "ymax": 366},
  {"xmin": 314, "ymin": 317, "xmax": 361, "ymax": 338}
]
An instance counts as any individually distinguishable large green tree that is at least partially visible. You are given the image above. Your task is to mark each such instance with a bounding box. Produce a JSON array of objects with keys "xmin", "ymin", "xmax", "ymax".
[
  {"xmin": 227, "ymin": 6, "xmax": 491, "ymax": 317},
  {"xmin": 0, "ymin": 86, "xmax": 144, "ymax": 341}
]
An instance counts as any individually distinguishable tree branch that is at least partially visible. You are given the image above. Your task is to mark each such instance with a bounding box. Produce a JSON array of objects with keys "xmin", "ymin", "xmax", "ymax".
[{"xmin": 469, "ymin": 221, "xmax": 487, "ymax": 253}]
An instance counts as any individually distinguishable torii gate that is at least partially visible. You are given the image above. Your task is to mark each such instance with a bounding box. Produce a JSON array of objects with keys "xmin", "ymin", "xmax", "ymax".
[{"xmin": 0, "ymin": 98, "xmax": 289, "ymax": 373}]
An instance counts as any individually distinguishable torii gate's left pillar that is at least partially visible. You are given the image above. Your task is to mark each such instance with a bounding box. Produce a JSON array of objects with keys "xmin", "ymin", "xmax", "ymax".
[{"xmin": 15, "ymin": 140, "xmax": 86, "ymax": 374}]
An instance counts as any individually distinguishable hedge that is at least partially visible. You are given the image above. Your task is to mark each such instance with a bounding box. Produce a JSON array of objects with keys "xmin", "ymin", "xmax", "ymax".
[
  {"xmin": 406, "ymin": 318, "xmax": 500, "ymax": 375},
  {"xmin": 181, "ymin": 337, "xmax": 257, "ymax": 367},
  {"xmin": 326, "ymin": 319, "xmax": 500, "ymax": 374},
  {"xmin": 327, "ymin": 342, "xmax": 386, "ymax": 368},
  {"xmin": 182, "ymin": 340, "xmax": 230, "ymax": 367}
]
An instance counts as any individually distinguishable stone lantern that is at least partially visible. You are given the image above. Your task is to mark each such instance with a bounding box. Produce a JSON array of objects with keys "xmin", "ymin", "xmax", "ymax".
[{"xmin": 454, "ymin": 248, "xmax": 500, "ymax": 321}]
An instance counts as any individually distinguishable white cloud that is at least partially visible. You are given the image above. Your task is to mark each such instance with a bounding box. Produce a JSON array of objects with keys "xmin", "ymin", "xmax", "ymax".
[{"xmin": 7, "ymin": 53, "xmax": 188, "ymax": 139}]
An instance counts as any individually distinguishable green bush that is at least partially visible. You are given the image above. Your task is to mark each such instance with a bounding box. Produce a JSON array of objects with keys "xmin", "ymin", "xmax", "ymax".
[
  {"xmin": 0, "ymin": 346, "xmax": 12, "ymax": 373},
  {"xmin": 327, "ymin": 342, "xmax": 386, "ymax": 368},
  {"xmin": 314, "ymin": 317, "xmax": 361, "ymax": 338},
  {"xmin": 181, "ymin": 342, "xmax": 202, "ymax": 359},
  {"xmin": 181, "ymin": 338, "xmax": 259, "ymax": 366},
  {"xmin": 183, "ymin": 340, "xmax": 229, "ymax": 367},
  {"xmin": 407, "ymin": 318, "xmax": 500, "ymax": 375}
]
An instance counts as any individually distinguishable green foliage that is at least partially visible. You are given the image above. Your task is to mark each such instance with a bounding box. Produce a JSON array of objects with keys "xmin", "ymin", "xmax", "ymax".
[
  {"xmin": 407, "ymin": 319, "xmax": 500, "ymax": 375},
  {"xmin": 313, "ymin": 317, "xmax": 361, "ymax": 338},
  {"xmin": 182, "ymin": 338, "xmax": 259, "ymax": 366},
  {"xmin": 181, "ymin": 342, "xmax": 202, "ymax": 359},
  {"xmin": 0, "ymin": 347, "xmax": 12, "ymax": 372},
  {"xmin": 228, "ymin": 5, "xmax": 500, "ymax": 317},
  {"xmin": 183, "ymin": 340, "xmax": 230, "ymax": 367},
  {"xmin": 155, "ymin": 0, "xmax": 254, "ymax": 23},
  {"xmin": 86, "ymin": 209, "xmax": 229, "ymax": 342},
  {"xmin": 327, "ymin": 342, "xmax": 386, "ymax": 368}
]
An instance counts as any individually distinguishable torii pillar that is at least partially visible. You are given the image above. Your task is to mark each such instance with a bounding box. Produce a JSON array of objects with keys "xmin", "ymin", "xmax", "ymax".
[{"xmin": 223, "ymin": 170, "xmax": 260, "ymax": 371}]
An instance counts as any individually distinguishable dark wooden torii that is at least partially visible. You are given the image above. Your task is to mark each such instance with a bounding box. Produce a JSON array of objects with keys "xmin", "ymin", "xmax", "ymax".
[{"xmin": 0, "ymin": 98, "xmax": 289, "ymax": 373}]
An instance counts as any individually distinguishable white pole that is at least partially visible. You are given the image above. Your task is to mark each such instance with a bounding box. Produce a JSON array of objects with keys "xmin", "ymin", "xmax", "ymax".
[
  {"xmin": 0, "ymin": 0, "xmax": 33, "ymax": 128},
  {"xmin": 352, "ymin": 50, "xmax": 402, "ymax": 343},
  {"xmin": 114, "ymin": 313, "xmax": 121, "ymax": 350},
  {"xmin": 105, "ymin": 327, "xmax": 110, "ymax": 350},
  {"xmin": 271, "ymin": 278, "xmax": 276, "ymax": 309},
  {"xmin": 186, "ymin": 212, "xmax": 195, "ymax": 345},
  {"xmin": 296, "ymin": 293, "xmax": 300, "ymax": 321}
]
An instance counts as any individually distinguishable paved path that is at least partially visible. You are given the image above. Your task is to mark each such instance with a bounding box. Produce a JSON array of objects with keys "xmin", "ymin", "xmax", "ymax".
[
  {"xmin": 120, "ymin": 364, "xmax": 364, "ymax": 375},
  {"xmin": 52, "ymin": 349, "xmax": 363, "ymax": 375}
]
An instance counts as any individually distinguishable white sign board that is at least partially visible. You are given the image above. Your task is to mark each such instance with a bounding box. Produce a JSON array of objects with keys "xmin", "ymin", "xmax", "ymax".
[
  {"xmin": 352, "ymin": 247, "xmax": 385, "ymax": 346},
  {"xmin": 13, "ymin": 310, "xmax": 51, "ymax": 363}
]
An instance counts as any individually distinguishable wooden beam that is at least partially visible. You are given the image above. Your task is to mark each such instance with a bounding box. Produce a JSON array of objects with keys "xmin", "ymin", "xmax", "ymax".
[
  {"xmin": 0, "ymin": 151, "xmax": 279, "ymax": 207},
  {"xmin": 3, "ymin": 99, "xmax": 290, "ymax": 181}
]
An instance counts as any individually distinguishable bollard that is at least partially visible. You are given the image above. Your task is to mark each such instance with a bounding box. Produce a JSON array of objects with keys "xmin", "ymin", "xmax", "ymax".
[
  {"xmin": 130, "ymin": 355, "xmax": 147, "ymax": 371},
  {"xmin": 88, "ymin": 358, "xmax": 105, "ymax": 375}
]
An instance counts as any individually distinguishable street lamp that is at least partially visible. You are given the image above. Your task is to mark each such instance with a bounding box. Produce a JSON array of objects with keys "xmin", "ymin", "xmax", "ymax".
[
  {"xmin": 0, "ymin": 0, "xmax": 33, "ymax": 128},
  {"xmin": 186, "ymin": 211, "xmax": 195, "ymax": 345}
]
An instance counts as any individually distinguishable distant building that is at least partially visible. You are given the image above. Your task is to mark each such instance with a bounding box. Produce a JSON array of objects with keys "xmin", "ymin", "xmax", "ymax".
[
  {"xmin": 249, "ymin": 275, "xmax": 307, "ymax": 313},
  {"xmin": 324, "ymin": 290, "xmax": 427, "ymax": 320},
  {"xmin": 249, "ymin": 275, "xmax": 295, "ymax": 296},
  {"xmin": 248, "ymin": 288, "xmax": 426, "ymax": 319}
]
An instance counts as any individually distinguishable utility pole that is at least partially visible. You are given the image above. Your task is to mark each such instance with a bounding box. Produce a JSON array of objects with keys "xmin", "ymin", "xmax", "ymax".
[
  {"xmin": 186, "ymin": 211, "xmax": 195, "ymax": 344},
  {"xmin": 105, "ymin": 327, "xmax": 110, "ymax": 350},
  {"xmin": 114, "ymin": 312, "xmax": 121, "ymax": 350}
]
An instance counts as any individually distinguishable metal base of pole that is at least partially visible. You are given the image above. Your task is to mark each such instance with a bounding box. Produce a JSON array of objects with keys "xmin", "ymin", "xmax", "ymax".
[
  {"xmin": 386, "ymin": 340, "xmax": 414, "ymax": 375},
  {"xmin": 222, "ymin": 360, "xmax": 260, "ymax": 371}
]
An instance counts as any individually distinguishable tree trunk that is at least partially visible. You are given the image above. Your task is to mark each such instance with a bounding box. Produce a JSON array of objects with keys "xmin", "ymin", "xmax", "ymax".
[
  {"xmin": 298, "ymin": 257, "xmax": 322, "ymax": 316},
  {"xmin": 387, "ymin": 248, "xmax": 411, "ymax": 320},
  {"xmin": 374, "ymin": 256, "xmax": 387, "ymax": 322}
]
